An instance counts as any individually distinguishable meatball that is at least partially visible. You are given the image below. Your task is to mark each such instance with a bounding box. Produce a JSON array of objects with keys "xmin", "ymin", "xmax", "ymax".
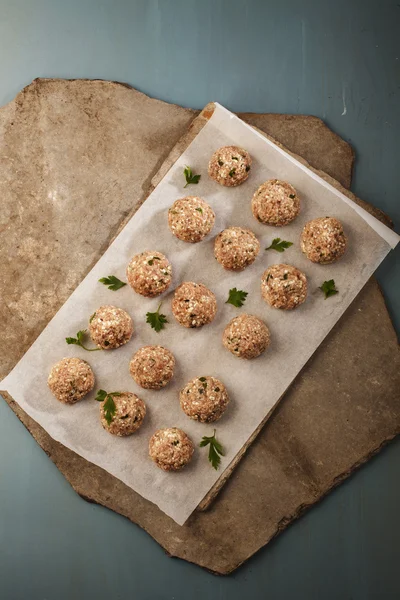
[
  {"xmin": 89, "ymin": 305, "xmax": 133, "ymax": 350},
  {"xmin": 300, "ymin": 217, "xmax": 347, "ymax": 264},
  {"xmin": 149, "ymin": 428, "xmax": 194, "ymax": 471},
  {"xmin": 180, "ymin": 376, "xmax": 229, "ymax": 423},
  {"xmin": 208, "ymin": 146, "xmax": 251, "ymax": 187},
  {"xmin": 129, "ymin": 345, "xmax": 175, "ymax": 390},
  {"xmin": 261, "ymin": 264, "xmax": 307, "ymax": 310},
  {"xmin": 251, "ymin": 179, "xmax": 300, "ymax": 226},
  {"xmin": 100, "ymin": 391, "xmax": 146, "ymax": 436},
  {"xmin": 48, "ymin": 357, "xmax": 94, "ymax": 404},
  {"xmin": 168, "ymin": 196, "xmax": 215, "ymax": 243},
  {"xmin": 126, "ymin": 251, "xmax": 172, "ymax": 297},
  {"xmin": 223, "ymin": 314, "xmax": 270, "ymax": 359},
  {"xmin": 172, "ymin": 282, "xmax": 217, "ymax": 328},
  {"xmin": 214, "ymin": 227, "xmax": 260, "ymax": 271}
]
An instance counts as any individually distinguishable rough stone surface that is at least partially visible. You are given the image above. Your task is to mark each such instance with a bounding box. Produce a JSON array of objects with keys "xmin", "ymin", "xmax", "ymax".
[{"xmin": 1, "ymin": 80, "xmax": 399, "ymax": 574}]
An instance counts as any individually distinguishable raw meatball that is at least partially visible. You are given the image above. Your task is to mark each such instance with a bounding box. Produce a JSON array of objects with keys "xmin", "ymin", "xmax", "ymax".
[
  {"xmin": 208, "ymin": 146, "xmax": 251, "ymax": 187},
  {"xmin": 126, "ymin": 251, "xmax": 172, "ymax": 297},
  {"xmin": 172, "ymin": 282, "xmax": 217, "ymax": 328},
  {"xmin": 48, "ymin": 357, "xmax": 94, "ymax": 404},
  {"xmin": 130, "ymin": 345, "xmax": 175, "ymax": 390},
  {"xmin": 149, "ymin": 428, "xmax": 194, "ymax": 471},
  {"xmin": 168, "ymin": 196, "xmax": 215, "ymax": 243},
  {"xmin": 180, "ymin": 376, "xmax": 229, "ymax": 423},
  {"xmin": 300, "ymin": 217, "xmax": 347, "ymax": 264},
  {"xmin": 223, "ymin": 314, "xmax": 270, "ymax": 359},
  {"xmin": 100, "ymin": 392, "xmax": 146, "ymax": 436},
  {"xmin": 214, "ymin": 227, "xmax": 260, "ymax": 271},
  {"xmin": 89, "ymin": 305, "xmax": 133, "ymax": 349},
  {"xmin": 261, "ymin": 264, "xmax": 307, "ymax": 310},
  {"xmin": 252, "ymin": 179, "xmax": 300, "ymax": 226}
]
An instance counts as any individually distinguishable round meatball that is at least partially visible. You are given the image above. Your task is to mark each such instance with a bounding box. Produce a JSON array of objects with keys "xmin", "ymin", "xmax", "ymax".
[
  {"xmin": 214, "ymin": 227, "xmax": 260, "ymax": 271},
  {"xmin": 261, "ymin": 264, "xmax": 307, "ymax": 310},
  {"xmin": 149, "ymin": 428, "xmax": 194, "ymax": 471},
  {"xmin": 89, "ymin": 305, "xmax": 133, "ymax": 350},
  {"xmin": 252, "ymin": 179, "xmax": 300, "ymax": 226},
  {"xmin": 180, "ymin": 376, "xmax": 229, "ymax": 423},
  {"xmin": 126, "ymin": 251, "xmax": 172, "ymax": 297},
  {"xmin": 208, "ymin": 146, "xmax": 251, "ymax": 187},
  {"xmin": 48, "ymin": 357, "xmax": 94, "ymax": 404},
  {"xmin": 100, "ymin": 392, "xmax": 146, "ymax": 436},
  {"xmin": 130, "ymin": 345, "xmax": 175, "ymax": 390},
  {"xmin": 300, "ymin": 217, "xmax": 347, "ymax": 264},
  {"xmin": 172, "ymin": 282, "xmax": 217, "ymax": 328},
  {"xmin": 223, "ymin": 314, "xmax": 270, "ymax": 359},
  {"xmin": 168, "ymin": 196, "xmax": 215, "ymax": 243}
]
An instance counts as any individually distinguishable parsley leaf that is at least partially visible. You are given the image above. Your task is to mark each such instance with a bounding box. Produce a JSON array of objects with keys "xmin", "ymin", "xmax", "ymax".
[
  {"xmin": 289, "ymin": 193, "xmax": 296, "ymax": 199},
  {"xmin": 98, "ymin": 275, "xmax": 127, "ymax": 291},
  {"xmin": 229, "ymin": 168, "xmax": 236, "ymax": 177},
  {"xmin": 195, "ymin": 207, "xmax": 203, "ymax": 213},
  {"xmin": 66, "ymin": 329, "xmax": 101, "ymax": 352},
  {"xmin": 265, "ymin": 238, "xmax": 293, "ymax": 253},
  {"xmin": 199, "ymin": 429, "xmax": 224, "ymax": 470},
  {"xmin": 226, "ymin": 287, "xmax": 248, "ymax": 308},
  {"xmin": 146, "ymin": 302, "xmax": 168, "ymax": 332},
  {"xmin": 184, "ymin": 166, "xmax": 201, "ymax": 188},
  {"xmin": 95, "ymin": 389, "xmax": 122, "ymax": 425},
  {"xmin": 319, "ymin": 279, "xmax": 339, "ymax": 299}
]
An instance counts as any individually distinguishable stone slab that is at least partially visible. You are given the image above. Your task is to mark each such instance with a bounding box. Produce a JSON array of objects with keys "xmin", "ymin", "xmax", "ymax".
[{"xmin": 1, "ymin": 79, "xmax": 399, "ymax": 574}]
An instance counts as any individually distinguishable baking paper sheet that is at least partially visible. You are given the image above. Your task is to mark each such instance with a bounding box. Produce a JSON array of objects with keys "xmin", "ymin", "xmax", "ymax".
[{"xmin": 2, "ymin": 103, "xmax": 398, "ymax": 525}]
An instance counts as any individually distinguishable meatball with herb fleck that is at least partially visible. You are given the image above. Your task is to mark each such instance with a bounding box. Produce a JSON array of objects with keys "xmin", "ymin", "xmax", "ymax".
[
  {"xmin": 300, "ymin": 217, "xmax": 347, "ymax": 264},
  {"xmin": 252, "ymin": 179, "xmax": 300, "ymax": 226},
  {"xmin": 130, "ymin": 345, "xmax": 175, "ymax": 390},
  {"xmin": 100, "ymin": 392, "xmax": 146, "ymax": 436},
  {"xmin": 89, "ymin": 305, "xmax": 133, "ymax": 349},
  {"xmin": 208, "ymin": 146, "xmax": 251, "ymax": 187},
  {"xmin": 223, "ymin": 314, "xmax": 270, "ymax": 359},
  {"xmin": 149, "ymin": 428, "xmax": 194, "ymax": 471},
  {"xmin": 214, "ymin": 226, "xmax": 260, "ymax": 271},
  {"xmin": 126, "ymin": 251, "xmax": 172, "ymax": 297},
  {"xmin": 48, "ymin": 357, "xmax": 95, "ymax": 404},
  {"xmin": 261, "ymin": 264, "xmax": 307, "ymax": 310},
  {"xmin": 168, "ymin": 196, "xmax": 215, "ymax": 243},
  {"xmin": 180, "ymin": 376, "xmax": 229, "ymax": 423},
  {"xmin": 172, "ymin": 282, "xmax": 217, "ymax": 328}
]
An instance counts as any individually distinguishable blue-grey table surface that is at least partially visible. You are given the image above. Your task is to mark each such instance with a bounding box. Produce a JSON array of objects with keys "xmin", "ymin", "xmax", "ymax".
[{"xmin": 0, "ymin": 1, "xmax": 399, "ymax": 599}]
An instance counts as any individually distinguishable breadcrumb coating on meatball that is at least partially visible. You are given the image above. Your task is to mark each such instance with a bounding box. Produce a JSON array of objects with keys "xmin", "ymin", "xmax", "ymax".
[
  {"xmin": 300, "ymin": 217, "xmax": 347, "ymax": 264},
  {"xmin": 168, "ymin": 196, "xmax": 215, "ymax": 243},
  {"xmin": 130, "ymin": 345, "xmax": 175, "ymax": 389},
  {"xmin": 180, "ymin": 376, "xmax": 229, "ymax": 423},
  {"xmin": 214, "ymin": 227, "xmax": 260, "ymax": 271},
  {"xmin": 172, "ymin": 282, "xmax": 217, "ymax": 328},
  {"xmin": 223, "ymin": 314, "xmax": 270, "ymax": 359},
  {"xmin": 126, "ymin": 251, "xmax": 172, "ymax": 297},
  {"xmin": 252, "ymin": 179, "xmax": 300, "ymax": 226},
  {"xmin": 261, "ymin": 264, "xmax": 307, "ymax": 310},
  {"xmin": 208, "ymin": 146, "xmax": 251, "ymax": 187},
  {"xmin": 48, "ymin": 357, "xmax": 94, "ymax": 404},
  {"xmin": 149, "ymin": 428, "xmax": 194, "ymax": 471}
]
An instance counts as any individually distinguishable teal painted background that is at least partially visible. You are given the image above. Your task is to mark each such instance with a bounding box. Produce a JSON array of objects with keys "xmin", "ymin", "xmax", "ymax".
[{"xmin": 0, "ymin": 1, "xmax": 399, "ymax": 598}]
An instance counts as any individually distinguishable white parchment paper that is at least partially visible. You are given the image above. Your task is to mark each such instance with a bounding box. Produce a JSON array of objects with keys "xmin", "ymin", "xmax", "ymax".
[{"xmin": 2, "ymin": 104, "xmax": 398, "ymax": 525}]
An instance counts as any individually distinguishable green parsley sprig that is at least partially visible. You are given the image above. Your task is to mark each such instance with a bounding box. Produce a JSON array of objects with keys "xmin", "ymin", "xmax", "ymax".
[
  {"xmin": 319, "ymin": 279, "xmax": 339, "ymax": 299},
  {"xmin": 184, "ymin": 165, "xmax": 201, "ymax": 188},
  {"xmin": 199, "ymin": 430, "xmax": 224, "ymax": 470},
  {"xmin": 98, "ymin": 275, "xmax": 127, "ymax": 291},
  {"xmin": 146, "ymin": 303, "xmax": 168, "ymax": 332},
  {"xmin": 95, "ymin": 389, "xmax": 122, "ymax": 425},
  {"xmin": 265, "ymin": 238, "xmax": 293, "ymax": 253},
  {"xmin": 226, "ymin": 287, "xmax": 248, "ymax": 308},
  {"xmin": 65, "ymin": 329, "xmax": 101, "ymax": 352}
]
